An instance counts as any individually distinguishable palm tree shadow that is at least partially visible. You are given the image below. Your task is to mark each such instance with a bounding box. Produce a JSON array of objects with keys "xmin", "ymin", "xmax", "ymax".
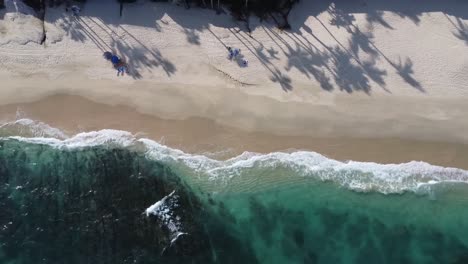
[
  {"xmin": 332, "ymin": 47, "xmax": 371, "ymax": 94},
  {"xmin": 454, "ymin": 22, "xmax": 468, "ymax": 45},
  {"xmin": 57, "ymin": 15, "xmax": 87, "ymax": 43},
  {"xmin": 395, "ymin": 10, "xmax": 421, "ymax": 25},
  {"xmin": 314, "ymin": 7, "xmax": 424, "ymax": 93},
  {"xmin": 445, "ymin": 15, "xmax": 468, "ymax": 45},
  {"xmin": 270, "ymin": 69, "xmax": 292, "ymax": 91},
  {"xmin": 183, "ymin": 28, "xmax": 201, "ymax": 45},
  {"xmin": 393, "ymin": 57, "xmax": 423, "ymax": 92},
  {"xmin": 348, "ymin": 28, "xmax": 378, "ymax": 57},
  {"xmin": 300, "ymin": 16, "xmax": 389, "ymax": 93},
  {"xmin": 263, "ymin": 26, "xmax": 335, "ymax": 91},
  {"xmin": 454, "ymin": 18, "xmax": 468, "ymax": 45},
  {"xmin": 328, "ymin": 3, "xmax": 356, "ymax": 31},
  {"xmin": 366, "ymin": 10, "xmax": 394, "ymax": 30},
  {"xmin": 117, "ymin": 25, "xmax": 176, "ymax": 79},
  {"xmin": 228, "ymin": 28, "xmax": 294, "ymax": 91},
  {"xmin": 284, "ymin": 42, "xmax": 334, "ymax": 91},
  {"xmin": 48, "ymin": 9, "xmax": 176, "ymax": 80},
  {"xmin": 267, "ymin": 47, "xmax": 280, "ymax": 60}
]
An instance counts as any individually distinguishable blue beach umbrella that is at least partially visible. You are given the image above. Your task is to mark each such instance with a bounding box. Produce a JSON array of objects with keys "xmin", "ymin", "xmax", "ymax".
[
  {"xmin": 103, "ymin": 51, "xmax": 113, "ymax": 60},
  {"xmin": 111, "ymin": 55, "xmax": 120, "ymax": 64}
]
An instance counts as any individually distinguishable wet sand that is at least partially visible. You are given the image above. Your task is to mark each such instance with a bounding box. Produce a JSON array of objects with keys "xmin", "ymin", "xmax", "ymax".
[{"xmin": 1, "ymin": 94, "xmax": 468, "ymax": 169}]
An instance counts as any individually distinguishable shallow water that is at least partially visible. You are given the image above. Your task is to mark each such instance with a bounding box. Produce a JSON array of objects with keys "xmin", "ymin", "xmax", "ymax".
[{"xmin": 1, "ymin": 124, "xmax": 468, "ymax": 263}]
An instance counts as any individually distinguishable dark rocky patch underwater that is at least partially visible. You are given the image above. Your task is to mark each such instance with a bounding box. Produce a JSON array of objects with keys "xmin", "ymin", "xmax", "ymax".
[{"xmin": 1, "ymin": 139, "xmax": 468, "ymax": 264}]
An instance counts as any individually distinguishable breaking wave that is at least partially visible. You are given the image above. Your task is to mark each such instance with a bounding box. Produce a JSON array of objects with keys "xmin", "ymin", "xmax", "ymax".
[
  {"xmin": 2, "ymin": 118, "xmax": 468, "ymax": 263},
  {"xmin": 3, "ymin": 118, "xmax": 468, "ymax": 195}
]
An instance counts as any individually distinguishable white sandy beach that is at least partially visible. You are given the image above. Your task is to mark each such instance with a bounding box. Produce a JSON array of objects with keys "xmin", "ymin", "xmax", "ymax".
[{"xmin": 1, "ymin": 0, "xmax": 468, "ymax": 163}]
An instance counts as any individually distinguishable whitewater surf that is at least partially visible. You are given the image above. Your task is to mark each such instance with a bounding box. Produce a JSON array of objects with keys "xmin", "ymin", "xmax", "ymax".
[{"xmin": 1, "ymin": 120, "xmax": 468, "ymax": 263}]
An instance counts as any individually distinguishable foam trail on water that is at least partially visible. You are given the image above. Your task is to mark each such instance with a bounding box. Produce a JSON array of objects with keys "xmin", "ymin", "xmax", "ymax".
[
  {"xmin": 10, "ymin": 129, "xmax": 135, "ymax": 148},
  {"xmin": 0, "ymin": 119, "xmax": 68, "ymax": 139},
  {"xmin": 145, "ymin": 190, "xmax": 187, "ymax": 248},
  {"xmin": 135, "ymin": 138, "xmax": 468, "ymax": 194},
  {"xmin": 3, "ymin": 124, "xmax": 468, "ymax": 195}
]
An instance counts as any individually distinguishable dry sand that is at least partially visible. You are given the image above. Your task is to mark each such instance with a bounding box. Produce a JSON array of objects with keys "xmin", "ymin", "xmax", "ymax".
[{"xmin": 1, "ymin": 0, "xmax": 468, "ymax": 167}]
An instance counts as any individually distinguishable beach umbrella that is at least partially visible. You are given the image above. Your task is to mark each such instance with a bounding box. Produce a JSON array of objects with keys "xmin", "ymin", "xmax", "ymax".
[
  {"xmin": 111, "ymin": 55, "xmax": 120, "ymax": 64},
  {"xmin": 103, "ymin": 51, "xmax": 113, "ymax": 61}
]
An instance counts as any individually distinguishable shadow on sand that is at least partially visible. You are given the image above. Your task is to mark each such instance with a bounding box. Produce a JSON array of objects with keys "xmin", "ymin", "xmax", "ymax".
[
  {"xmin": 445, "ymin": 14, "xmax": 468, "ymax": 46},
  {"xmin": 211, "ymin": 0, "xmax": 445, "ymax": 93},
  {"xmin": 48, "ymin": 0, "xmax": 467, "ymax": 91},
  {"xmin": 56, "ymin": 13, "xmax": 176, "ymax": 79},
  {"xmin": 282, "ymin": 2, "xmax": 430, "ymax": 93}
]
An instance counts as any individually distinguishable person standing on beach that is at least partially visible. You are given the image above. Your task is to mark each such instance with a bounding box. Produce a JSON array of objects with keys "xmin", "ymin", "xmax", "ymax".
[{"xmin": 116, "ymin": 61, "xmax": 128, "ymax": 76}]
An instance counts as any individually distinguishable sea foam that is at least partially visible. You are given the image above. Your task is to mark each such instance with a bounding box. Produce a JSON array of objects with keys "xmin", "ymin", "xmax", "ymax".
[
  {"xmin": 0, "ymin": 118, "xmax": 68, "ymax": 139},
  {"xmin": 145, "ymin": 190, "xmax": 187, "ymax": 247},
  {"xmin": 2, "ymin": 120, "xmax": 468, "ymax": 195}
]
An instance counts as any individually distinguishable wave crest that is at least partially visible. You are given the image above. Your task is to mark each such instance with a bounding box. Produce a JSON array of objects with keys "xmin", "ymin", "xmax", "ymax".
[
  {"xmin": 2, "ymin": 121, "xmax": 468, "ymax": 194},
  {"xmin": 0, "ymin": 119, "xmax": 68, "ymax": 139}
]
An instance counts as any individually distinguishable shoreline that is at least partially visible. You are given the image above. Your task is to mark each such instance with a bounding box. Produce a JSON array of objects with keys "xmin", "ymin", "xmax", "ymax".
[
  {"xmin": 1, "ymin": 1, "xmax": 468, "ymax": 169},
  {"xmin": 2, "ymin": 70, "xmax": 468, "ymax": 143},
  {"xmin": 2, "ymin": 94, "xmax": 468, "ymax": 170}
]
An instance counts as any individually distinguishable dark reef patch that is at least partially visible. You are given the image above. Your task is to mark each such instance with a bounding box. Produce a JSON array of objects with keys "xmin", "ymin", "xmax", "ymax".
[{"xmin": 0, "ymin": 139, "xmax": 256, "ymax": 264}]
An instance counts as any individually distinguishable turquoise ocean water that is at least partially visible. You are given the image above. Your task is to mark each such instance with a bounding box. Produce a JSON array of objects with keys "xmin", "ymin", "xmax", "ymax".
[{"xmin": 1, "ymin": 119, "xmax": 468, "ymax": 263}]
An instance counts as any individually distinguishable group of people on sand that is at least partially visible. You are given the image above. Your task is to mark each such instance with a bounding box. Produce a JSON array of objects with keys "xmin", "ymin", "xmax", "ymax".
[
  {"xmin": 228, "ymin": 47, "xmax": 248, "ymax": 67},
  {"xmin": 116, "ymin": 62, "xmax": 129, "ymax": 76},
  {"xmin": 69, "ymin": 6, "xmax": 130, "ymax": 77},
  {"xmin": 103, "ymin": 51, "xmax": 129, "ymax": 76}
]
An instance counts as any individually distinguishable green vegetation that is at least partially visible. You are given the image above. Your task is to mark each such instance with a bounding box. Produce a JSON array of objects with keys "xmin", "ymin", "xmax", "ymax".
[{"xmin": 23, "ymin": 0, "xmax": 43, "ymax": 10}]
